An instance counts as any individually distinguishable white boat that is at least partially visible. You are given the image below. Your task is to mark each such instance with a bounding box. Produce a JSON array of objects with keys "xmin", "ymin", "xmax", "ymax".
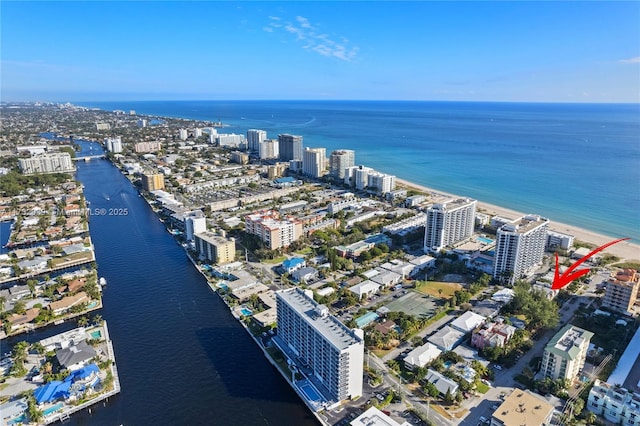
[{"xmin": 99, "ymin": 277, "xmax": 107, "ymax": 286}]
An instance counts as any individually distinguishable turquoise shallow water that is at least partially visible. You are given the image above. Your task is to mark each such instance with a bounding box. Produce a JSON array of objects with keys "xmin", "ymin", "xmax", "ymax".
[{"xmin": 78, "ymin": 100, "xmax": 640, "ymax": 243}]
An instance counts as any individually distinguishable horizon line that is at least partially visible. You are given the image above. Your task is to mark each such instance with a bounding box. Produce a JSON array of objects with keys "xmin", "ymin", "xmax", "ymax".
[{"xmin": 3, "ymin": 99, "xmax": 639, "ymax": 106}]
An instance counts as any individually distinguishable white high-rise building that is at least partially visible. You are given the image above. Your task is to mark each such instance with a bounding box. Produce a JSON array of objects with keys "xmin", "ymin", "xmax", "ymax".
[
  {"xmin": 329, "ymin": 150, "xmax": 355, "ymax": 179},
  {"xmin": 247, "ymin": 129, "xmax": 267, "ymax": 152},
  {"xmin": 258, "ymin": 139, "xmax": 279, "ymax": 160},
  {"xmin": 493, "ymin": 214, "xmax": 549, "ymax": 284},
  {"xmin": 202, "ymin": 127, "xmax": 218, "ymax": 143},
  {"xmin": 302, "ymin": 147, "xmax": 326, "ymax": 178},
  {"xmin": 178, "ymin": 129, "xmax": 189, "ymax": 140},
  {"xmin": 18, "ymin": 153, "xmax": 75, "ymax": 175},
  {"xmin": 105, "ymin": 137, "xmax": 123, "ymax": 153},
  {"xmin": 367, "ymin": 172, "xmax": 396, "ymax": 194},
  {"xmin": 275, "ymin": 288, "xmax": 364, "ymax": 403},
  {"xmin": 185, "ymin": 212, "xmax": 207, "ymax": 242},
  {"xmin": 217, "ymin": 134, "xmax": 245, "ymax": 148},
  {"xmin": 423, "ymin": 198, "xmax": 477, "ymax": 252},
  {"xmin": 344, "ymin": 165, "xmax": 373, "ymax": 190}
]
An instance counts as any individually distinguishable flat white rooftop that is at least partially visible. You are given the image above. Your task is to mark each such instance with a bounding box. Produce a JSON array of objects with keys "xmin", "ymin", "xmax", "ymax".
[{"xmin": 277, "ymin": 288, "xmax": 363, "ymax": 351}]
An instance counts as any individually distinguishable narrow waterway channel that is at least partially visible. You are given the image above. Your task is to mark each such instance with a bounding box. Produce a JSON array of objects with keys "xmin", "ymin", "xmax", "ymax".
[{"xmin": 6, "ymin": 139, "xmax": 318, "ymax": 425}]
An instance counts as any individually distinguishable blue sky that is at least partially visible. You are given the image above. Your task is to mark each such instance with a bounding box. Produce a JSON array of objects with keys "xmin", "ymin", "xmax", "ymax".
[{"xmin": 2, "ymin": 1, "xmax": 639, "ymax": 102}]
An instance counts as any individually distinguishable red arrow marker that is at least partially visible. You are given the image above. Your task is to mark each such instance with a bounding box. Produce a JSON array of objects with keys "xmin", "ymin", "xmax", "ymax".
[{"xmin": 552, "ymin": 237, "xmax": 631, "ymax": 291}]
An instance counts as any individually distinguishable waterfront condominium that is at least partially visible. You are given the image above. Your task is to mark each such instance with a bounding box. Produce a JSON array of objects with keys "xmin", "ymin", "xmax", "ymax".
[
  {"xmin": 423, "ymin": 198, "xmax": 477, "ymax": 252},
  {"xmin": 302, "ymin": 147, "xmax": 327, "ymax": 178},
  {"xmin": 244, "ymin": 210, "xmax": 303, "ymax": 250},
  {"xmin": 601, "ymin": 269, "xmax": 639, "ymax": 315},
  {"xmin": 329, "ymin": 150, "xmax": 355, "ymax": 179},
  {"xmin": 492, "ymin": 214, "xmax": 549, "ymax": 285},
  {"xmin": 275, "ymin": 288, "xmax": 364, "ymax": 404},
  {"xmin": 540, "ymin": 323, "xmax": 593, "ymax": 383},
  {"xmin": 18, "ymin": 153, "xmax": 75, "ymax": 175},
  {"xmin": 278, "ymin": 134, "xmax": 303, "ymax": 162},
  {"xmin": 104, "ymin": 137, "xmax": 123, "ymax": 153},
  {"xmin": 247, "ymin": 129, "xmax": 267, "ymax": 152},
  {"xmin": 141, "ymin": 173, "xmax": 165, "ymax": 192},
  {"xmin": 344, "ymin": 165, "xmax": 374, "ymax": 190},
  {"xmin": 367, "ymin": 171, "xmax": 396, "ymax": 194},
  {"xmin": 193, "ymin": 231, "xmax": 236, "ymax": 264}
]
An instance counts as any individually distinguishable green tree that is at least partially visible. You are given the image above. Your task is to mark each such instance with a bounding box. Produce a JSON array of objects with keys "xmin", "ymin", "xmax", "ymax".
[
  {"xmin": 13, "ymin": 300, "xmax": 27, "ymax": 315},
  {"xmin": 444, "ymin": 388, "xmax": 454, "ymax": 404}
]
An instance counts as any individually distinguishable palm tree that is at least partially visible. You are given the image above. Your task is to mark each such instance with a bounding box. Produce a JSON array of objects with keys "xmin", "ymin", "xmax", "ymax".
[
  {"xmin": 91, "ymin": 314, "xmax": 103, "ymax": 326},
  {"xmin": 77, "ymin": 316, "xmax": 89, "ymax": 327}
]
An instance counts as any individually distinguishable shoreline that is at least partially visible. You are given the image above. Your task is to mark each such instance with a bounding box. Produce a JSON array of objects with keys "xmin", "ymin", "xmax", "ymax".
[{"xmin": 396, "ymin": 177, "xmax": 640, "ymax": 262}]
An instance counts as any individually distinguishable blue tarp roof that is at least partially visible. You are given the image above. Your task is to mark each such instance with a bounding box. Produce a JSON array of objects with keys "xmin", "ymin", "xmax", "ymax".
[
  {"xmin": 34, "ymin": 380, "xmax": 71, "ymax": 404},
  {"xmin": 65, "ymin": 363, "xmax": 99, "ymax": 382},
  {"xmin": 283, "ymin": 257, "xmax": 305, "ymax": 269}
]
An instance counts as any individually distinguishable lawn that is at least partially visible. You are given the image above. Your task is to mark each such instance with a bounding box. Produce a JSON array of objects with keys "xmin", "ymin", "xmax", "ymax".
[
  {"xmin": 262, "ymin": 255, "xmax": 288, "ymax": 264},
  {"xmin": 51, "ymin": 251, "xmax": 94, "ymax": 267},
  {"xmin": 476, "ymin": 382, "xmax": 490, "ymax": 394},
  {"xmin": 415, "ymin": 281, "xmax": 463, "ymax": 299},
  {"xmin": 294, "ymin": 247, "xmax": 313, "ymax": 256}
]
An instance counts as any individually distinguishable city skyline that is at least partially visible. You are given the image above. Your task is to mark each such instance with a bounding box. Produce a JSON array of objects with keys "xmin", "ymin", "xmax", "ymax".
[{"xmin": 2, "ymin": 1, "xmax": 639, "ymax": 103}]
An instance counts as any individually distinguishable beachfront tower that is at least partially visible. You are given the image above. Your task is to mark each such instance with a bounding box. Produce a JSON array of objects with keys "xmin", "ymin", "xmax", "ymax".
[
  {"xmin": 423, "ymin": 198, "xmax": 477, "ymax": 252},
  {"xmin": 274, "ymin": 288, "xmax": 364, "ymax": 404},
  {"xmin": 278, "ymin": 134, "xmax": 303, "ymax": 162},
  {"xmin": 247, "ymin": 129, "xmax": 267, "ymax": 152},
  {"xmin": 302, "ymin": 147, "xmax": 327, "ymax": 178},
  {"xmin": 492, "ymin": 214, "xmax": 548, "ymax": 285},
  {"xmin": 329, "ymin": 150, "xmax": 355, "ymax": 179}
]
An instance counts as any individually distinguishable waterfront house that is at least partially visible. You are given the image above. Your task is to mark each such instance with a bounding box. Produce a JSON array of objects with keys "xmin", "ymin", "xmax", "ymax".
[
  {"xmin": 48, "ymin": 292, "xmax": 88, "ymax": 316},
  {"xmin": 56, "ymin": 341, "xmax": 97, "ymax": 370}
]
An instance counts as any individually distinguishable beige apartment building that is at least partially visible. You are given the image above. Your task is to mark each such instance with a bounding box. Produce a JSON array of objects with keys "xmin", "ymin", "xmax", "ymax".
[
  {"xmin": 244, "ymin": 210, "xmax": 302, "ymax": 250},
  {"xmin": 142, "ymin": 174, "xmax": 165, "ymax": 191},
  {"xmin": 602, "ymin": 269, "xmax": 639, "ymax": 315},
  {"xmin": 194, "ymin": 231, "xmax": 236, "ymax": 265}
]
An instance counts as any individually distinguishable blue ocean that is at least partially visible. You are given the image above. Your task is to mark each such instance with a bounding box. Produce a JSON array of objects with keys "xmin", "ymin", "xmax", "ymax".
[{"xmin": 78, "ymin": 101, "xmax": 640, "ymax": 243}]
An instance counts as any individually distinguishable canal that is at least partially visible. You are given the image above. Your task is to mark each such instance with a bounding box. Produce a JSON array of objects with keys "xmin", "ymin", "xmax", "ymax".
[{"xmin": 7, "ymin": 139, "xmax": 317, "ymax": 425}]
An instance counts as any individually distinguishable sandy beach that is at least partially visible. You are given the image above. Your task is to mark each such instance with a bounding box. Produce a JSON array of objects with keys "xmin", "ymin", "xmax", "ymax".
[{"xmin": 396, "ymin": 178, "xmax": 640, "ymax": 263}]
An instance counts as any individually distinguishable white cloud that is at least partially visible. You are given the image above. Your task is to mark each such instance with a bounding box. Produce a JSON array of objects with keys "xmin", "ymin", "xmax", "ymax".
[
  {"xmin": 263, "ymin": 15, "xmax": 358, "ymax": 62},
  {"xmin": 618, "ymin": 56, "xmax": 640, "ymax": 64}
]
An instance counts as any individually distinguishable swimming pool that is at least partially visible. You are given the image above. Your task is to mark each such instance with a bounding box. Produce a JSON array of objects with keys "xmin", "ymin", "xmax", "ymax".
[
  {"xmin": 90, "ymin": 330, "xmax": 102, "ymax": 339},
  {"xmin": 8, "ymin": 414, "xmax": 25, "ymax": 425},
  {"xmin": 477, "ymin": 236, "xmax": 494, "ymax": 244},
  {"xmin": 240, "ymin": 308, "xmax": 252, "ymax": 316},
  {"xmin": 43, "ymin": 402, "xmax": 64, "ymax": 416},
  {"xmin": 299, "ymin": 381, "xmax": 322, "ymax": 402},
  {"xmin": 355, "ymin": 311, "xmax": 379, "ymax": 328},
  {"xmin": 87, "ymin": 301, "xmax": 98, "ymax": 309}
]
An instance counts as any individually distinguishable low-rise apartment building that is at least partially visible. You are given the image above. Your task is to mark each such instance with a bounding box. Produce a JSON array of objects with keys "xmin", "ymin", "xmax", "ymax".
[{"xmin": 540, "ymin": 324, "xmax": 593, "ymax": 383}]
